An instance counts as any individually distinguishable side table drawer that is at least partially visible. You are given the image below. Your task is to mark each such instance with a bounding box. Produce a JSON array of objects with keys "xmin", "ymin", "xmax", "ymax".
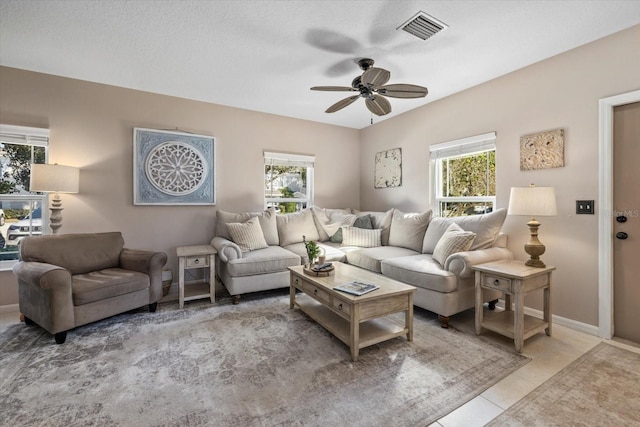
[
  {"xmin": 186, "ymin": 256, "xmax": 209, "ymax": 268},
  {"xmin": 483, "ymin": 274, "xmax": 512, "ymax": 293}
]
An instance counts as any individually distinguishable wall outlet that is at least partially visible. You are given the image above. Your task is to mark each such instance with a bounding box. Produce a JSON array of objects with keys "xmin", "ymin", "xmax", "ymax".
[{"xmin": 576, "ymin": 200, "xmax": 594, "ymax": 214}]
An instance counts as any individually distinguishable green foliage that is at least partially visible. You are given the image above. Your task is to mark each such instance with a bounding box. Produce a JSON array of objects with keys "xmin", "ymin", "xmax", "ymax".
[
  {"xmin": 0, "ymin": 143, "xmax": 46, "ymax": 193},
  {"xmin": 441, "ymin": 151, "xmax": 495, "ymax": 217},
  {"xmin": 303, "ymin": 236, "xmax": 320, "ymax": 263},
  {"xmin": 279, "ymin": 187, "xmax": 298, "ymax": 213}
]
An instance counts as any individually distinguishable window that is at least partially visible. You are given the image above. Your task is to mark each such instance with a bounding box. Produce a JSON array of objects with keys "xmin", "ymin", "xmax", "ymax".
[
  {"xmin": 1, "ymin": 124, "xmax": 49, "ymax": 268},
  {"xmin": 264, "ymin": 151, "xmax": 314, "ymax": 213},
  {"xmin": 430, "ymin": 132, "xmax": 496, "ymax": 217}
]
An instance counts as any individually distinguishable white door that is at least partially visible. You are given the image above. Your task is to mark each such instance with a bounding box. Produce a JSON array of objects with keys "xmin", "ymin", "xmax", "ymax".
[{"xmin": 613, "ymin": 102, "xmax": 640, "ymax": 344}]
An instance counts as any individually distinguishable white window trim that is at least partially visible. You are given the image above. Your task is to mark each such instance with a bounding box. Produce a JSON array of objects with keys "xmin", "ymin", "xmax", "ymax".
[
  {"xmin": 429, "ymin": 132, "xmax": 496, "ymax": 217},
  {"xmin": 264, "ymin": 151, "xmax": 315, "ymax": 210},
  {"xmin": 1, "ymin": 124, "xmax": 50, "ymax": 271}
]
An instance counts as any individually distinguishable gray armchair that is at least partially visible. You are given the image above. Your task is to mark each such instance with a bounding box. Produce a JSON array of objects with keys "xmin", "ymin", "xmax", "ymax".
[{"xmin": 13, "ymin": 232, "xmax": 167, "ymax": 344}]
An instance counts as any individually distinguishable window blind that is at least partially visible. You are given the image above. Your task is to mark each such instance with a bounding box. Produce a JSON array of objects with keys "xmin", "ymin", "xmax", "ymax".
[
  {"xmin": 264, "ymin": 151, "xmax": 315, "ymax": 168},
  {"xmin": 429, "ymin": 132, "xmax": 496, "ymax": 159},
  {"xmin": 0, "ymin": 124, "xmax": 49, "ymax": 147}
]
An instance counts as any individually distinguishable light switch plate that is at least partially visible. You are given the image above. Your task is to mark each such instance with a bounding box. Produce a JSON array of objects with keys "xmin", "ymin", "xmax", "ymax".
[{"xmin": 576, "ymin": 200, "xmax": 594, "ymax": 214}]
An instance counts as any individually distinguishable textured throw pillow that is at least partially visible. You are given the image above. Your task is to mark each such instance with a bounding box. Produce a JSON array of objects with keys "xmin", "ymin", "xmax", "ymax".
[
  {"xmin": 276, "ymin": 209, "xmax": 320, "ymax": 247},
  {"xmin": 388, "ymin": 209, "xmax": 432, "ymax": 252},
  {"xmin": 226, "ymin": 216, "xmax": 269, "ymax": 253},
  {"xmin": 432, "ymin": 223, "xmax": 477, "ymax": 266},
  {"xmin": 331, "ymin": 214, "xmax": 373, "ymax": 243},
  {"xmin": 341, "ymin": 226, "xmax": 381, "ymax": 248},
  {"xmin": 216, "ymin": 208, "xmax": 279, "ymax": 246}
]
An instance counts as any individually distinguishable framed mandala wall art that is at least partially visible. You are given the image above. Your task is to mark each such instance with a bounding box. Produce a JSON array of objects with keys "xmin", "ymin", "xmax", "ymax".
[{"xmin": 133, "ymin": 128, "xmax": 216, "ymax": 205}]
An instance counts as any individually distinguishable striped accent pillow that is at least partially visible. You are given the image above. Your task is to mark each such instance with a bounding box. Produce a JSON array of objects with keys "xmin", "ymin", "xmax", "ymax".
[
  {"xmin": 341, "ymin": 226, "xmax": 381, "ymax": 248},
  {"xmin": 227, "ymin": 216, "xmax": 269, "ymax": 252},
  {"xmin": 432, "ymin": 223, "xmax": 476, "ymax": 266}
]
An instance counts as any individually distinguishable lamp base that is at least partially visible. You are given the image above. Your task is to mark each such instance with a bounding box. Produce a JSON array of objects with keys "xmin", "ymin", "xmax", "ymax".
[{"xmin": 524, "ymin": 218, "xmax": 547, "ymax": 268}]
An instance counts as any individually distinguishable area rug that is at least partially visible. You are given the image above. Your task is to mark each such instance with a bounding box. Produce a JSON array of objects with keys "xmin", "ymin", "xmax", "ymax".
[
  {"xmin": 0, "ymin": 291, "xmax": 529, "ymax": 427},
  {"xmin": 487, "ymin": 342, "xmax": 640, "ymax": 426}
]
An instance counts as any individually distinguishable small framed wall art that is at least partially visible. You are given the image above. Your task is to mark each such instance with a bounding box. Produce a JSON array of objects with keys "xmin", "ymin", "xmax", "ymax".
[
  {"xmin": 520, "ymin": 128, "xmax": 565, "ymax": 171},
  {"xmin": 374, "ymin": 148, "xmax": 402, "ymax": 188},
  {"xmin": 133, "ymin": 128, "xmax": 216, "ymax": 205}
]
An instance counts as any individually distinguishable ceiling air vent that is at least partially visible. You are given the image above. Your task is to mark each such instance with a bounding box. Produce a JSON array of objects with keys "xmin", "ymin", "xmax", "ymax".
[{"xmin": 397, "ymin": 11, "xmax": 448, "ymax": 41}]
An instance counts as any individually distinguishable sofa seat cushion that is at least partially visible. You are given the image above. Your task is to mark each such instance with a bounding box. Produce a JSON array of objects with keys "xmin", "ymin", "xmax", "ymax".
[
  {"xmin": 346, "ymin": 246, "xmax": 419, "ymax": 273},
  {"xmin": 72, "ymin": 268, "xmax": 150, "ymax": 306},
  {"xmin": 381, "ymin": 255, "xmax": 458, "ymax": 293},
  {"xmin": 226, "ymin": 246, "xmax": 300, "ymax": 277},
  {"xmin": 284, "ymin": 242, "xmax": 347, "ymax": 263}
]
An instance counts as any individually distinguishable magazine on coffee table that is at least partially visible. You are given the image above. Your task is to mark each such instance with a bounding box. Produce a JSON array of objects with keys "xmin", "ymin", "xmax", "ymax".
[{"xmin": 334, "ymin": 281, "xmax": 380, "ymax": 296}]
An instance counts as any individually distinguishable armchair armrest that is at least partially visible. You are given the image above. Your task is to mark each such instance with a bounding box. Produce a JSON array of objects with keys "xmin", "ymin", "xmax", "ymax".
[
  {"xmin": 211, "ymin": 236, "xmax": 242, "ymax": 263},
  {"xmin": 12, "ymin": 261, "xmax": 75, "ymax": 334},
  {"xmin": 120, "ymin": 249, "xmax": 168, "ymax": 303},
  {"xmin": 445, "ymin": 247, "xmax": 514, "ymax": 278}
]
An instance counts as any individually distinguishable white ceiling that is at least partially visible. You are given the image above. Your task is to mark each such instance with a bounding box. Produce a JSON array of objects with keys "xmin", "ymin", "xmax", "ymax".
[{"xmin": 1, "ymin": 1, "xmax": 639, "ymax": 129}]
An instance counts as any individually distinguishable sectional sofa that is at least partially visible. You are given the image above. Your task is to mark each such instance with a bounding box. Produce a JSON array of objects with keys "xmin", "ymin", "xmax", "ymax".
[{"xmin": 211, "ymin": 207, "xmax": 512, "ymax": 327}]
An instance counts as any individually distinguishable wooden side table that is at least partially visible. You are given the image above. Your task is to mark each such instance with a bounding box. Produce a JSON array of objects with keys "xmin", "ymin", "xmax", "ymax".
[
  {"xmin": 473, "ymin": 260, "xmax": 555, "ymax": 353},
  {"xmin": 176, "ymin": 245, "xmax": 217, "ymax": 309}
]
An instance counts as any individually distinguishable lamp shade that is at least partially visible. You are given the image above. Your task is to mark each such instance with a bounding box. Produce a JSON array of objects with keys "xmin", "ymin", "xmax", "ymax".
[
  {"xmin": 30, "ymin": 163, "xmax": 79, "ymax": 193},
  {"xmin": 508, "ymin": 185, "xmax": 557, "ymax": 217}
]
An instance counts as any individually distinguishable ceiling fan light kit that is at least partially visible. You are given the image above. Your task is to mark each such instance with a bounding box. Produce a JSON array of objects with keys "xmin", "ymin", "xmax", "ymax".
[{"xmin": 310, "ymin": 58, "xmax": 428, "ymax": 117}]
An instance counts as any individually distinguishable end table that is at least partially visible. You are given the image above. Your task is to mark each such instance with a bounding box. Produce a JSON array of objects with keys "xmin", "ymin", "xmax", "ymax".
[
  {"xmin": 176, "ymin": 245, "xmax": 217, "ymax": 308},
  {"xmin": 473, "ymin": 260, "xmax": 555, "ymax": 353}
]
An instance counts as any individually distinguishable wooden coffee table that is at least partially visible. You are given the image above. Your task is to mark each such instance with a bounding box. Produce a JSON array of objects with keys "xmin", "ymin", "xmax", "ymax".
[{"xmin": 289, "ymin": 262, "xmax": 416, "ymax": 361}]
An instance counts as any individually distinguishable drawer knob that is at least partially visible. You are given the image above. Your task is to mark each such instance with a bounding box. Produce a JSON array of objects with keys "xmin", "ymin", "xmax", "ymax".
[
  {"xmin": 295, "ymin": 279, "xmax": 299, "ymax": 284},
  {"xmin": 314, "ymin": 289, "xmax": 318, "ymax": 295},
  {"xmin": 494, "ymin": 279, "xmax": 500, "ymax": 286},
  {"xmin": 194, "ymin": 259, "xmax": 200, "ymax": 264},
  {"xmin": 338, "ymin": 303, "xmax": 343, "ymax": 310}
]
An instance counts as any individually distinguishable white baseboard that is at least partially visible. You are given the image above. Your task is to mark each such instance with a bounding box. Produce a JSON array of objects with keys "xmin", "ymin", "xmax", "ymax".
[
  {"xmin": 0, "ymin": 303, "xmax": 19, "ymax": 314},
  {"xmin": 495, "ymin": 301, "xmax": 599, "ymax": 336}
]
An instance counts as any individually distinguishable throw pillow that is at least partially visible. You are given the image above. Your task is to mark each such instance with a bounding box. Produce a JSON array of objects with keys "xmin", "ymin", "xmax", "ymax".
[
  {"xmin": 331, "ymin": 214, "xmax": 373, "ymax": 243},
  {"xmin": 216, "ymin": 208, "xmax": 279, "ymax": 246},
  {"xmin": 226, "ymin": 216, "xmax": 269, "ymax": 253},
  {"xmin": 276, "ymin": 209, "xmax": 320, "ymax": 247},
  {"xmin": 432, "ymin": 223, "xmax": 477, "ymax": 266},
  {"xmin": 341, "ymin": 226, "xmax": 381, "ymax": 248},
  {"xmin": 388, "ymin": 209, "xmax": 433, "ymax": 252},
  {"xmin": 351, "ymin": 209, "xmax": 394, "ymax": 245},
  {"xmin": 311, "ymin": 207, "xmax": 352, "ymax": 241}
]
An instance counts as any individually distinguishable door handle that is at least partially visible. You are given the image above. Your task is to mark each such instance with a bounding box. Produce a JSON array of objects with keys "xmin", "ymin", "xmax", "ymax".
[{"xmin": 616, "ymin": 232, "xmax": 628, "ymax": 240}]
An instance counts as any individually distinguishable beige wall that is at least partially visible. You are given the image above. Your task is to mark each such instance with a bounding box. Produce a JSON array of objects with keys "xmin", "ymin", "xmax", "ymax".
[
  {"xmin": 0, "ymin": 68, "xmax": 360, "ymax": 305},
  {"xmin": 359, "ymin": 25, "xmax": 640, "ymax": 326}
]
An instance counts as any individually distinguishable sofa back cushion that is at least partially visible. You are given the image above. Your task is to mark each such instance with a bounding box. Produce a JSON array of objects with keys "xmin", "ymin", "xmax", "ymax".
[
  {"xmin": 352, "ymin": 209, "xmax": 394, "ymax": 245},
  {"xmin": 388, "ymin": 209, "xmax": 432, "ymax": 252},
  {"xmin": 20, "ymin": 232, "xmax": 124, "ymax": 275},
  {"xmin": 276, "ymin": 209, "xmax": 320, "ymax": 246},
  {"xmin": 422, "ymin": 208, "xmax": 507, "ymax": 253},
  {"xmin": 310, "ymin": 207, "xmax": 353, "ymax": 241},
  {"xmin": 216, "ymin": 208, "xmax": 279, "ymax": 246}
]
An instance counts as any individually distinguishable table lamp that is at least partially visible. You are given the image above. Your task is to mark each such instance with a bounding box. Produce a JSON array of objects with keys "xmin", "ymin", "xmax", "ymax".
[
  {"xmin": 507, "ymin": 184, "xmax": 557, "ymax": 268},
  {"xmin": 30, "ymin": 163, "xmax": 80, "ymax": 234}
]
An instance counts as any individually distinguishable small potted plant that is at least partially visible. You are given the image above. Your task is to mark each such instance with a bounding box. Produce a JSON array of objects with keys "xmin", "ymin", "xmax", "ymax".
[{"xmin": 303, "ymin": 235, "xmax": 320, "ymax": 267}]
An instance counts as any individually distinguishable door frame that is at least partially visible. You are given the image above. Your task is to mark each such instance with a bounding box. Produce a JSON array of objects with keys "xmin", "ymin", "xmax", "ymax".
[{"xmin": 598, "ymin": 89, "xmax": 640, "ymax": 339}]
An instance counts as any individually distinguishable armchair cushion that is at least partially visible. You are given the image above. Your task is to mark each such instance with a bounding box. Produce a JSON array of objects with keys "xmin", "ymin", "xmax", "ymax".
[{"xmin": 72, "ymin": 269, "xmax": 150, "ymax": 306}]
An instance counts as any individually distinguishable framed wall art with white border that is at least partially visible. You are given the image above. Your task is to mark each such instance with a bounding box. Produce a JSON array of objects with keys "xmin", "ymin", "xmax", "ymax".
[
  {"xmin": 133, "ymin": 128, "xmax": 216, "ymax": 205},
  {"xmin": 374, "ymin": 148, "xmax": 402, "ymax": 188}
]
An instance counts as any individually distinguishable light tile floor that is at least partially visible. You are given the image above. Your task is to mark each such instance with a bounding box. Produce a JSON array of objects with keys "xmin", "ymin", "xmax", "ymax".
[{"xmin": 2, "ymin": 304, "xmax": 638, "ymax": 427}]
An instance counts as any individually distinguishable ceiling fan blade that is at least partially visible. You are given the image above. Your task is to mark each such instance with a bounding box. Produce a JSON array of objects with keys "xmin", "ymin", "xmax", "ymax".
[
  {"xmin": 365, "ymin": 95, "xmax": 391, "ymax": 116},
  {"xmin": 325, "ymin": 95, "xmax": 360, "ymax": 113},
  {"xmin": 311, "ymin": 86, "xmax": 357, "ymax": 92},
  {"xmin": 378, "ymin": 84, "xmax": 428, "ymax": 99},
  {"xmin": 361, "ymin": 67, "xmax": 390, "ymax": 88}
]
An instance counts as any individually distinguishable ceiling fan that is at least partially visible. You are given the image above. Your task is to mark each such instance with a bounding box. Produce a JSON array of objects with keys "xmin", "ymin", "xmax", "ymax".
[{"xmin": 310, "ymin": 58, "xmax": 428, "ymax": 116}]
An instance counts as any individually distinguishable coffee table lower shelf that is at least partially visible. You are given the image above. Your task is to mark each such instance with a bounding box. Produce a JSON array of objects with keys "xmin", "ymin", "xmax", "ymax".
[{"xmin": 294, "ymin": 294, "xmax": 407, "ymax": 353}]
